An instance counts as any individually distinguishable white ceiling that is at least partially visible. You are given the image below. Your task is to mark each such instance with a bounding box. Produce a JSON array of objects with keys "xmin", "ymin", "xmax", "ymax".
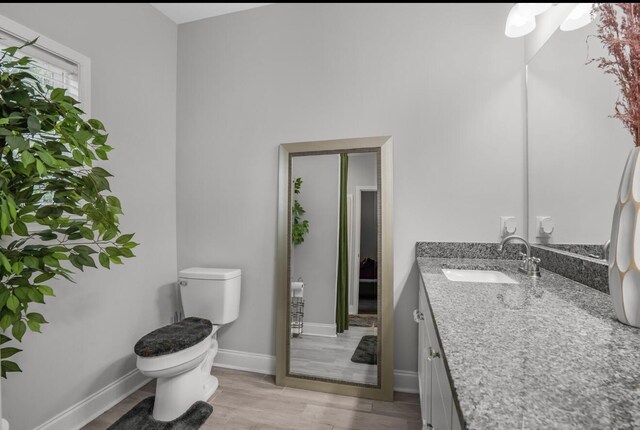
[{"xmin": 151, "ymin": 3, "xmax": 271, "ymax": 24}]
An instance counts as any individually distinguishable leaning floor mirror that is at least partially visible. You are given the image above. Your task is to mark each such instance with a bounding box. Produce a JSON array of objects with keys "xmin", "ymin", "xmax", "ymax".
[{"xmin": 276, "ymin": 136, "xmax": 394, "ymax": 401}]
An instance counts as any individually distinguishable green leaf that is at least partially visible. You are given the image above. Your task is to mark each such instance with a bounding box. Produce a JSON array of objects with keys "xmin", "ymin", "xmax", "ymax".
[
  {"xmin": 119, "ymin": 247, "xmax": 134, "ymax": 258},
  {"xmin": 27, "ymin": 288, "xmax": 44, "ymax": 304},
  {"xmin": 50, "ymin": 87, "xmax": 65, "ymax": 101},
  {"xmin": 21, "ymin": 151, "xmax": 35, "ymax": 167},
  {"xmin": 1, "ymin": 359, "xmax": 22, "ymax": 378},
  {"xmin": 116, "ymin": 233, "xmax": 134, "ymax": 244},
  {"xmin": 12, "ymin": 321, "xmax": 26, "ymax": 341},
  {"xmin": 88, "ymin": 118, "xmax": 105, "ymax": 130},
  {"xmin": 0, "ymin": 315, "xmax": 12, "ymax": 331},
  {"xmin": 6, "ymin": 295, "xmax": 19, "ymax": 312},
  {"xmin": 69, "ymin": 255, "xmax": 83, "ymax": 271},
  {"xmin": 106, "ymin": 196, "xmax": 121, "ymax": 209},
  {"xmin": 77, "ymin": 253, "xmax": 96, "ymax": 268},
  {"xmin": 79, "ymin": 226, "xmax": 94, "ymax": 240},
  {"xmin": 37, "ymin": 150, "xmax": 58, "ymax": 167},
  {"xmin": 13, "ymin": 220, "xmax": 28, "ymax": 236},
  {"xmin": 27, "ymin": 312, "xmax": 47, "ymax": 323},
  {"xmin": 20, "ymin": 214, "xmax": 36, "ymax": 223},
  {"xmin": 72, "ymin": 150, "xmax": 84, "ymax": 163},
  {"xmin": 0, "ymin": 290, "xmax": 9, "ymax": 309},
  {"xmin": 98, "ymin": 252, "xmax": 110, "ymax": 269},
  {"xmin": 23, "ymin": 256, "xmax": 38, "ymax": 270},
  {"xmin": 36, "ymin": 159, "xmax": 46, "ymax": 175},
  {"xmin": 11, "ymin": 262, "xmax": 24, "ymax": 275},
  {"xmin": 43, "ymin": 255, "xmax": 60, "ymax": 267},
  {"xmin": 73, "ymin": 244, "xmax": 96, "ymax": 255},
  {"xmin": 91, "ymin": 167, "xmax": 112, "ymax": 177},
  {"xmin": 26, "ymin": 320, "xmax": 40, "ymax": 333},
  {"xmin": 6, "ymin": 135, "xmax": 28, "ymax": 151},
  {"xmin": 0, "ymin": 252, "xmax": 12, "ymax": 272},
  {"xmin": 34, "ymin": 272, "xmax": 54, "ymax": 283},
  {"xmin": 27, "ymin": 115, "xmax": 41, "ymax": 133},
  {"xmin": 1, "ymin": 347, "xmax": 22, "ymax": 359},
  {"xmin": 102, "ymin": 228, "xmax": 117, "ymax": 241},
  {"xmin": 37, "ymin": 285, "xmax": 55, "ymax": 296}
]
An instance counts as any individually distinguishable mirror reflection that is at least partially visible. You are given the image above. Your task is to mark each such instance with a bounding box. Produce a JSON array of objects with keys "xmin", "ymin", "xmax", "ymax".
[
  {"xmin": 526, "ymin": 20, "xmax": 629, "ymax": 259},
  {"xmin": 288, "ymin": 151, "xmax": 379, "ymax": 385}
]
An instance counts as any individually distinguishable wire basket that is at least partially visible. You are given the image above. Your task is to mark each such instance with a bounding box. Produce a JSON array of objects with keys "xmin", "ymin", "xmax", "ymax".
[{"xmin": 290, "ymin": 297, "xmax": 304, "ymax": 337}]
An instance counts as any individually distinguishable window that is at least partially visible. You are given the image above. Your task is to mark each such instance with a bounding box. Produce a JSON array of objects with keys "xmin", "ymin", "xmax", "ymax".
[
  {"xmin": 0, "ymin": 14, "xmax": 91, "ymax": 115},
  {"xmin": 0, "ymin": 14, "xmax": 91, "ymax": 207}
]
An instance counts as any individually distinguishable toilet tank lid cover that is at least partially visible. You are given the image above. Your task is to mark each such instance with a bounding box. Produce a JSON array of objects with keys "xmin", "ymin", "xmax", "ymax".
[{"xmin": 179, "ymin": 267, "xmax": 241, "ymax": 280}]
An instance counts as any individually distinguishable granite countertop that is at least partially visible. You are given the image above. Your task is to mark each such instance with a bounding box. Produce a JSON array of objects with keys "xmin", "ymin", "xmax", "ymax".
[{"xmin": 418, "ymin": 257, "xmax": 640, "ymax": 430}]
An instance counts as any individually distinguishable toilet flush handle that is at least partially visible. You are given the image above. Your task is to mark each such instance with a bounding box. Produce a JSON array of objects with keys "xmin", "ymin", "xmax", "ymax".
[{"xmin": 179, "ymin": 280, "xmax": 188, "ymax": 287}]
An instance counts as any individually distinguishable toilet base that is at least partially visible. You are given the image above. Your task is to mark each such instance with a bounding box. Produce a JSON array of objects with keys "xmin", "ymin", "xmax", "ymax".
[{"xmin": 152, "ymin": 339, "xmax": 219, "ymax": 422}]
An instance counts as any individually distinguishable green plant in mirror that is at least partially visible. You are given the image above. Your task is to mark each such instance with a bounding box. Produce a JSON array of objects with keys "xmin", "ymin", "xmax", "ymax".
[
  {"xmin": 292, "ymin": 177, "xmax": 309, "ymax": 245},
  {"xmin": 0, "ymin": 40, "xmax": 137, "ymax": 378}
]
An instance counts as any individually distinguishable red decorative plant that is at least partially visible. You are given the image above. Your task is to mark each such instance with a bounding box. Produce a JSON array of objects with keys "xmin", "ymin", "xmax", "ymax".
[{"xmin": 591, "ymin": 3, "xmax": 640, "ymax": 146}]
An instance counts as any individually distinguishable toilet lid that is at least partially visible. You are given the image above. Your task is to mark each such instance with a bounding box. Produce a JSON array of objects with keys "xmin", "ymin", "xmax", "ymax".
[{"xmin": 134, "ymin": 317, "xmax": 213, "ymax": 358}]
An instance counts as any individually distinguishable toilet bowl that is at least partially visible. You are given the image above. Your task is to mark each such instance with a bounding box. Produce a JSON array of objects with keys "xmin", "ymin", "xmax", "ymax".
[{"xmin": 134, "ymin": 267, "xmax": 241, "ymax": 421}]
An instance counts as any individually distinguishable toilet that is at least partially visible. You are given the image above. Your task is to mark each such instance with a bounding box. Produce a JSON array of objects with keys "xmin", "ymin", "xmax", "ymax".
[{"xmin": 134, "ymin": 267, "xmax": 241, "ymax": 421}]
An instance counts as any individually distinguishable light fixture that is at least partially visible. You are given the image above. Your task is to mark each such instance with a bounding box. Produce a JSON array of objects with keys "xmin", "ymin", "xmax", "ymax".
[
  {"xmin": 517, "ymin": 3, "xmax": 553, "ymax": 17},
  {"xmin": 505, "ymin": 4, "xmax": 536, "ymax": 38},
  {"xmin": 560, "ymin": 3, "xmax": 595, "ymax": 32},
  {"xmin": 505, "ymin": 3, "xmax": 596, "ymax": 38}
]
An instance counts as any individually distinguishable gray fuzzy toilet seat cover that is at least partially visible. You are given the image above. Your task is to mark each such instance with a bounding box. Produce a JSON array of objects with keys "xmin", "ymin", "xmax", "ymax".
[{"xmin": 134, "ymin": 317, "xmax": 213, "ymax": 358}]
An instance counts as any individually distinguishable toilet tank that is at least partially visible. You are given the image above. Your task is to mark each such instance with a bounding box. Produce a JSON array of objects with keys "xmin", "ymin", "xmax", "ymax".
[{"xmin": 178, "ymin": 267, "xmax": 241, "ymax": 324}]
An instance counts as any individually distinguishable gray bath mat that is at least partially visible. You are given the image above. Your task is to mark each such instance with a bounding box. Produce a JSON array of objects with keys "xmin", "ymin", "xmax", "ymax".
[
  {"xmin": 349, "ymin": 314, "xmax": 378, "ymax": 327},
  {"xmin": 107, "ymin": 396, "xmax": 212, "ymax": 430},
  {"xmin": 350, "ymin": 335, "xmax": 377, "ymax": 365}
]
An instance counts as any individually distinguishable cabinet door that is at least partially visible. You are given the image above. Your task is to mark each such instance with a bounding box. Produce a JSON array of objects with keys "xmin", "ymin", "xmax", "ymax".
[
  {"xmin": 424, "ymin": 296, "xmax": 452, "ymax": 430},
  {"xmin": 418, "ymin": 283, "xmax": 431, "ymax": 427},
  {"xmin": 431, "ymin": 351, "xmax": 452, "ymax": 430},
  {"xmin": 451, "ymin": 409, "xmax": 462, "ymax": 430}
]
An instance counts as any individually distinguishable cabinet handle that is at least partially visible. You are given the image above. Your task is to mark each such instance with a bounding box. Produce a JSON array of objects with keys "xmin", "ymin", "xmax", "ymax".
[
  {"xmin": 413, "ymin": 309, "xmax": 424, "ymax": 323},
  {"xmin": 427, "ymin": 347, "xmax": 441, "ymax": 361}
]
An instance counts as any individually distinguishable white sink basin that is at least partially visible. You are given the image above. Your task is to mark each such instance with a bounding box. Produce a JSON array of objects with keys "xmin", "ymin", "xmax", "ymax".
[{"xmin": 441, "ymin": 269, "xmax": 518, "ymax": 284}]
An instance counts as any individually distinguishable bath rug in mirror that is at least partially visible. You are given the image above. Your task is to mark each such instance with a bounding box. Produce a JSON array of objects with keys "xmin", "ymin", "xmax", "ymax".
[
  {"xmin": 348, "ymin": 314, "xmax": 377, "ymax": 327},
  {"xmin": 107, "ymin": 396, "xmax": 212, "ymax": 430},
  {"xmin": 350, "ymin": 335, "xmax": 377, "ymax": 364}
]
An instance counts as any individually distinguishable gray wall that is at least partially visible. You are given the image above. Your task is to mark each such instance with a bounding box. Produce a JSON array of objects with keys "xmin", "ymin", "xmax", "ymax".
[
  {"xmin": 177, "ymin": 3, "xmax": 525, "ymax": 374},
  {"xmin": 292, "ymin": 154, "xmax": 339, "ymax": 326},
  {"xmin": 0, "ymin": 4, "xmax": 178, "ymax": 429}
]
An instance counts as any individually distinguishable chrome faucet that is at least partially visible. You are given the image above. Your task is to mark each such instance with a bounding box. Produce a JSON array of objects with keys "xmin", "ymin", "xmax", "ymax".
[{"xmin": 497, "ymin": 234, "xmax": 541, "ymax": 277}]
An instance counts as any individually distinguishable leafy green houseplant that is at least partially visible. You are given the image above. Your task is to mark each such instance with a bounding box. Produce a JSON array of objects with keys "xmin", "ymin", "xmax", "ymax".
[
  {"xmin": 0, "ymin": 41, "xmax": 136, "ymax": 378},
  {"xmin": 291, "ymin": 177, "xmax": 309, "ymax": 245}
]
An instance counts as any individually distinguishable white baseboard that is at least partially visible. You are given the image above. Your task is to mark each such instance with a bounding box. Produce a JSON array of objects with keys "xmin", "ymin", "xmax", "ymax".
[
  {"xmin": 213, "ymin": 348, "xmax": 419, "ymax": 393},
  {"xmin": 34, "ymin": 368, "xmax": 150, "ymax": 430},
  {"xmin": 301, "ymin": 322, "xmax": 337, "ymax": 337},
  {"xmin": 393, "ymin": 369, "xmax": 419, "ymax": 393},
  {"xmin": 214, "ymin": 348, "xmax": 276, "ymax": 375}
]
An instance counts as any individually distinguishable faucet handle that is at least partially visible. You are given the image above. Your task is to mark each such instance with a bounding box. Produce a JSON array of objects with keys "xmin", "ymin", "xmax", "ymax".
[
  {"xmin": 518, "ymin": 251, "xmax": 527, "ymax": 260},
  {"xmin": 531, "ymin": 257, "xmax": 541, "ymax": 264}
]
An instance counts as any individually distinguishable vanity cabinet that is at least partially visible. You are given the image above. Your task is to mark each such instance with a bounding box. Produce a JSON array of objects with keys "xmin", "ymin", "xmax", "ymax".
[{"xmin": 417, "ymin": 277, "xmax": 463, "ymax": 430}]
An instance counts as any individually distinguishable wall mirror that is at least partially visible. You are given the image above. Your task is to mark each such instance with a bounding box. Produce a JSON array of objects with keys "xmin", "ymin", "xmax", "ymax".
[
  {"xmin": 526, "ymin": 18, "xmax": 630, "ymax": 260},
  {"xmin": 276, "ymin": 136, "xmax": 393, "ymax": 401}
]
